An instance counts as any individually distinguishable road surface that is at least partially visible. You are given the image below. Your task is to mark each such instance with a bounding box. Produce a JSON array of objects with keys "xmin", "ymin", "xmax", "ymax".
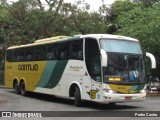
[{"xmin": 0, "ymin": 86, "xmax": 160, "ymax": 120}]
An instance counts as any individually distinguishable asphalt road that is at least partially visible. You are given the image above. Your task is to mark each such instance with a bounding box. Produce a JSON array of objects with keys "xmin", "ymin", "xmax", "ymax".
[{"xmin": 0, "ymin": 86, "xmax": 160, "ymax": 120}]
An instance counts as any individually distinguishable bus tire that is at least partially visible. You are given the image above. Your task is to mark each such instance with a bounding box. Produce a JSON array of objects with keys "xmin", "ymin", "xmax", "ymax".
[
  {"xmin": 74, "ymin": 86, "xmax": 82, "ymax": 107},
  {"xmin": 20, "ymin": 81, "xmax": 27, "ymax": 96},
  {"xmin": 13, "ymin": 80, "xmax": 19, "ymax": 94},
  {"xmin": 109, "ymin": 103, "xmax": 116, "ymax": 106}
]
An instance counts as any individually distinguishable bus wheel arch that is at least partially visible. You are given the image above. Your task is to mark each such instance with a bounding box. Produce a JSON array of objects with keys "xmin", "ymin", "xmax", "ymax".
[
  {"xmin": 13, "ymin": 79, "xmax": 19, "ymax": 94},
  {"xmin": 19, "ymin": 79, "xmax": 27, "ymax": 96},
  {"xmin": 69, "ymin": 82, "xmax": 82, "ymax": 107}
]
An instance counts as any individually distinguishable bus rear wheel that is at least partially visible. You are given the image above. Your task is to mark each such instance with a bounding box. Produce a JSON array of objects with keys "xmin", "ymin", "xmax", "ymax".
[
  {"xmin": 13, "ymin": 80, "xmax": 19, "ymax": 94},
  {"xmin": 20, "ymin": 81, "xmax": 27, "ymax": 96},
  {"xmin": 74, "ymin": 86, "xmax": 82, "ymax": 107}
]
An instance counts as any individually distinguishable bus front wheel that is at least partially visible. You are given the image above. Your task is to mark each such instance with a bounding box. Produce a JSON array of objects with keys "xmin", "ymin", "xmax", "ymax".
[
  {"xmin": 109, "ymin": 103, "xmax": 116, "ymax": 106},
  {"xmin": 74, "ymin": 86, "xmax": 82, "ymax": 107},
  {"xmin": 20, "ymin": 81, "xmax": 27, "ymax": 96}
]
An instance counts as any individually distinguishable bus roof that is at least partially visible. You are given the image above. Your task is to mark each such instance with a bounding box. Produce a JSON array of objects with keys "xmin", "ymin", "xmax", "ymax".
[
  {"xmin": 80, "ymin": 34, "xmax": 138, "ymax": 42},
  {"xmin": 7, "ymin": 34, "xmax": 139, "ymax": 49}
]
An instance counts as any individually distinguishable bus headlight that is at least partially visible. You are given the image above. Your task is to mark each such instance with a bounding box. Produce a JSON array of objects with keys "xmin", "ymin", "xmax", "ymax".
[
  {"xmin": 103, "ymin": 89, "xmax": 117, "ymax": 93},
  {"xmin": 140, "ymin": 89, "xmax": 146, "ymax": 93}
]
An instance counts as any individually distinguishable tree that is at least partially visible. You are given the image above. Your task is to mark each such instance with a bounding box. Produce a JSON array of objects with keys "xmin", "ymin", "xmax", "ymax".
[
  {"xmin": 134, "ymin": 0, "xmax": 160, "ymax": 7},
  {"xmin": 106, "ymin": 0, "xmax": 139, "ymax": 33}
]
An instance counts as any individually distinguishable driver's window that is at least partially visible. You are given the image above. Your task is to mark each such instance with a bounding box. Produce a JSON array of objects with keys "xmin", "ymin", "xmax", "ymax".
[{"xmin": 85, "ymin": 38, "xmax": 101, "ymax": 82}]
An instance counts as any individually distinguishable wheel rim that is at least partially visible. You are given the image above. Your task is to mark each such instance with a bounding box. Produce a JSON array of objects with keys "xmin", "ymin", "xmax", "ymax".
[
  {"xmin": 20, "ymin": 82, "xmax": 25, "ymax": 95},
  {"xmin": 14, "ymin": 82, "xmax": 18, "ymax": 93}
]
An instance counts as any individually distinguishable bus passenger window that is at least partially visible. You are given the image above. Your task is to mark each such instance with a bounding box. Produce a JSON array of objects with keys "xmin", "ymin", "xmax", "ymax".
[
  {"xmin": 78, "ymin": 50, "xmax": 82, "ymax": 59},
  {"xmin": 60, "ymin": 52, "xmax": 67, "ymax": 59},
  {"xmin": 46, "ymin": 45, "xmax": 56, "ymax": 60},
  {"xmin": 7, "ymin": 50, "xmax": 16, "ymax": 62},
  {"xmin": 26, "ymin": 47, "xmax": 34, "ymax": 61},
  {"xmin": 27, "ymin": 54, "xmax": 32, "ymax": 60},
  {"xmin": 57, "ymin": 42, "xmax": 69, "ymax": 60},
  {"xmin": 35, "ymin": 46, "xmax": 45, "ymax": 61},
  {"xmin": 17, "ymin": 49, "xmax": 25, "ymax": 62},
  {"xmin": 70, "ymin": 40, "xmax": 83, "ymax": 60},
  {"xmin": 46, "ymin": 53, "xmax": 54, "ymax": 60}
]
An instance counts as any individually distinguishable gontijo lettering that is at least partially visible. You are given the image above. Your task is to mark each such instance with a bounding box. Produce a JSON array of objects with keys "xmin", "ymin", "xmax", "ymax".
[{"xmin": 18, "ymin": 64, "xmax": 38, "ymax": 71}]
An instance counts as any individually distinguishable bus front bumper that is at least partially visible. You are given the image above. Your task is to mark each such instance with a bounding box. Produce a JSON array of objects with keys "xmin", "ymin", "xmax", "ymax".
[{"xmin": 102, "ymin": 92, "xmax": 146, "ymax": 103}]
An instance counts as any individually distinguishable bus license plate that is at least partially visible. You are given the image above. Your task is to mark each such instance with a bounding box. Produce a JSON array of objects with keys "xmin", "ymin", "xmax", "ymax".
[{"xmin": 125, "ymin": 96, "xmax": 132, "ymax": 100}]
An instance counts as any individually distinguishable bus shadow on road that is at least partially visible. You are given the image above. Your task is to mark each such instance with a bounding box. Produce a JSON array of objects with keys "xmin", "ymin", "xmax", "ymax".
[
  {"xmin": 14, "ymin": 91, "xmax": 141, "ymax": 110},
  {"xmin": 82, "ymin": 101, "xmax": 141, "ymax": 110}
]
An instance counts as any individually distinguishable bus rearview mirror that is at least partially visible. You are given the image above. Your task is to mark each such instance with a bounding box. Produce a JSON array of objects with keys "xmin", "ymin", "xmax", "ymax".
[
  {"xmin": 100, "ymin": 49, "xmax": 107, "ymax": 67},
  {"xmin": 146, "ymin": 52, "xmax": 156, "ymax": 69}
]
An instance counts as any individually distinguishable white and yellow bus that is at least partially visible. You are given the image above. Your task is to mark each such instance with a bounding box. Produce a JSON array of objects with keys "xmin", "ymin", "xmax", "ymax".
[{"xmin": 5, "ymin": 34, "xmax": 156, "ymax": 106}]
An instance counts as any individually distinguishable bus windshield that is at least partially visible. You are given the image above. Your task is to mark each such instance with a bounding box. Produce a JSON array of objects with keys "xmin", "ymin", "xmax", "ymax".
[
  {"xmin": 100, "ymin": 39, "xmax": 142, "ymax": 54},
  {"xmin": 103, "ymin": 54, "xmax": 145, "ymax": 84},
  {"xmin": 100, "ymin": 39, "xmax": 145, "ymax": 84}
]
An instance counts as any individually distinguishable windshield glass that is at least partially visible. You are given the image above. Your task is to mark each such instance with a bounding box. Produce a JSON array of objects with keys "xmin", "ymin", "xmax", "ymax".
[
  {"xmin": 103, "ymin": 53, "xmax": 145, "ymax": 84},
  {"xmin": 100, "ymin": 39, "xmax": 142, "ymax": 54}
]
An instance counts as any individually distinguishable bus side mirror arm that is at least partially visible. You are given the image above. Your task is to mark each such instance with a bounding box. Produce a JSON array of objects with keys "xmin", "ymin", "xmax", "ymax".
[
  {"xmin": 146, "ymin": 52, "xmax": 156, "ymax": 69},
  {"xmin": 100, "ymin": 49, "xmax": 107, "ymax": 67}
]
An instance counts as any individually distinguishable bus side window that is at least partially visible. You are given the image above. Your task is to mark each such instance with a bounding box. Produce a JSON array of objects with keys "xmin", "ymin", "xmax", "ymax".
[
  {"xmin": 46, "ymin": 44, "xmax": 57, "ymax": 60},
  {"xmin": 70, "ymin": 40, "xmax": 83, "ymax": 60},
  {"xmin": 17, "ymin": 49, "xmax": 25, "ymax": 62},
  {"xmin": 57, "ymin": 42, "xmax": 69, "ymax": 60},
  {"xmin": 35, "ymin": 46, "xmax": 45, "ymax": 61},
  {"xmin": 7, "ymin": 49, "xmax": 16, "ymax": 62},
  {"xmin": 26, "ymin": 47, "xmax": 34, "ymax": 61}
]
